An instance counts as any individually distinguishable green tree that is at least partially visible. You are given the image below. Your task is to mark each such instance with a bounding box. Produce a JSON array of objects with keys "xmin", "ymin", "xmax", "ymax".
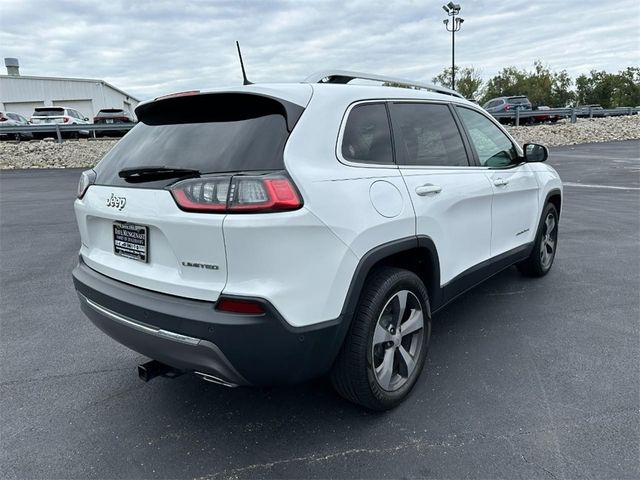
[
  {"xmin": 481, "ymin": 66, "xmax": 527, "ymax": 103},
  {"xmin": 481, "ymin": 61, "xmax": 574, "ymax": 107},
  {"xmin": 432, "ymin": 66, "xmax": 484, "ymax": 100},
  {"xmin": 576, "ymin": 68, "xmax": 640, "ymax": 107}
]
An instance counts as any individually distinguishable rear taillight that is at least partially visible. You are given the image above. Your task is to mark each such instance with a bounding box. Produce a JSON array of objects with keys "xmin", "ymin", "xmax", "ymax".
[
  {"xmin": 504, "ymin": 104, "xmax": 511, "ymax": 111},
  {"xmin": 216, "ymin": 298, "xmax": 265, "ymax": 315},
  {"xmin": 171, "ymin": 177, "xmax": 230, "ymax": 212},
  {"xmin": 170, "ymin": 173, "xmax": 303, "ymax": 214},
  {"xmin": 63, "ymin": 116, "xmax": 70, "ymax": 123},
  {"xmin": 77, "ymin": 169, "xmax": 96, "ymax": 198}
]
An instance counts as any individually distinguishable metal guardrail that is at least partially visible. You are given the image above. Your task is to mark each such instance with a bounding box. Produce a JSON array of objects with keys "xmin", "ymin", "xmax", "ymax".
[
  {"xmin": 0, "ymin": 123, "xmax": 136, "ymax": 142},
  {"xmin": 491, "ymin": 106, "xmax": 639, "ymax": 126},
  {"xmin": 0, "ymin": 105, "xmax": 638, "ymax": 141}
]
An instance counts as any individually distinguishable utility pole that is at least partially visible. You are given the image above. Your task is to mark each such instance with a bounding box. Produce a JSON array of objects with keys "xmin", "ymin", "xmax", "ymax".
[{"xmin": 442, "ymin": 2, "xmax": 464, "ymax": 90}]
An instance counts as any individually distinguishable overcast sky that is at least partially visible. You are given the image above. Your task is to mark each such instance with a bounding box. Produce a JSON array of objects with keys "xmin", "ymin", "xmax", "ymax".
[{"xmin": 1, "ymin": 0, "xmax": 638, "ymax": 101}]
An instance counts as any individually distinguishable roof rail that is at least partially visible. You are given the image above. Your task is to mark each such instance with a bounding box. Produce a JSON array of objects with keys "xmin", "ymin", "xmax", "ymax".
[{"xmin": 303, "ymin": 70, "xmax": 464, "ymax": 98}]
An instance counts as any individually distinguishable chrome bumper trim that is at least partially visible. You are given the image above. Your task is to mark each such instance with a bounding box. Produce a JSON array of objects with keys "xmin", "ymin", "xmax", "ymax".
[{"xmin": 79, "ymin": 294, "xmax": 201, "ymax": 346}]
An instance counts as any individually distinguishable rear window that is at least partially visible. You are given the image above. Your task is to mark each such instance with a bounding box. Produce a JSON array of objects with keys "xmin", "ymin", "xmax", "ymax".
[
  {"xmin": 97, "ymin": 109, "xmax": 125, "ymax": 114},
  {"xmin": 94, "ymin": 93, "xmax": 303, "ymax": 187},
  {"xmin": 507, "ymin": 97, "xmax": 530, "ymax": 104},
  {"xmin": 33, "ymin": 108, "xmax": 64, "ymax": 117}
]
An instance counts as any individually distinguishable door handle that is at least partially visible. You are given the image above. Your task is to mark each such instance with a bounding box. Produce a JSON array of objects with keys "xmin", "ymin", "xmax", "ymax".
[
  {"xmin": 415, "ymin": 184, "xmax": 442, "ymax": 196},
  {"xmin": 493, "ymin": 178, "xmax": 509, "ymax": 187}
]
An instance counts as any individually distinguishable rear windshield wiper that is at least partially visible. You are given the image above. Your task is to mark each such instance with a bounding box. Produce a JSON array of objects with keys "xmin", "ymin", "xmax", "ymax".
[{"xmin": 118, "ymin": 167, "xmax": 200, "ymax": 183}]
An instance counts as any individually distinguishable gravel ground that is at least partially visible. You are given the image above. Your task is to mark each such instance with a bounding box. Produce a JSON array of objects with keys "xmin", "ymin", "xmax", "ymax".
[{"xmin": 0, "ymin": 115, "xmax": 638, "ymax": 169}]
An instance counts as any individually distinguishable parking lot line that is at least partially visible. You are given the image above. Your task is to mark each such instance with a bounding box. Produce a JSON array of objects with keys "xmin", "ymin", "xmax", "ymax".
[{"xmin": 562, "ymin": 182, "xmax": 640, "ymax": 191}]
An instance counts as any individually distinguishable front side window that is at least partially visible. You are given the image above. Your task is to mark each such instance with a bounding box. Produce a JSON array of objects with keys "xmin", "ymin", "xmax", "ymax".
[
  {"xmin": 456, "ymin": 107, "xmax": 518, "ymax": 167},
  {"xmin": 390, "ymin": 102, "xmax": 468, "ymax": 167},
  {"xmin": 341, "ymin": 103, "xmax": 393, "ymax": 164}
]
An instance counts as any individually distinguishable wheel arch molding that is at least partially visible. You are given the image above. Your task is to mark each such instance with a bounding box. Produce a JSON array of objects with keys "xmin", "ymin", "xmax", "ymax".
[
  {"xmin": 544, "ymin": 188, "xmax": 562, "ymax": 216},
  {"xmin": 339, "ymin": 236, "xmax": 442, "ymax": 325}
]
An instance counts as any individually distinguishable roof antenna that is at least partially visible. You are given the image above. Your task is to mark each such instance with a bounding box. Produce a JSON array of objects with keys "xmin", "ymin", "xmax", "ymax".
[{"xmin": 236, "ymin": 41, "xmax": 252, "ymax": 85}]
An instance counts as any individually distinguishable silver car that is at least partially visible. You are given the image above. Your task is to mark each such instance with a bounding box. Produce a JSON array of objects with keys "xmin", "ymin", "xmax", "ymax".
[{"xmin": 0, "ymin": 111, "xmax": 34, "ymax": 141}]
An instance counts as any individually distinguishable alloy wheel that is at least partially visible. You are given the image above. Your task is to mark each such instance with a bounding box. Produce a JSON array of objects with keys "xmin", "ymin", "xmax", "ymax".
[
  {"xmin": 540, "ymin": 212, "xmax": 557, "ymax": 269},
  {"xmin": 371, "ymin": 290, "xmax": 424, "ymax": 392}
]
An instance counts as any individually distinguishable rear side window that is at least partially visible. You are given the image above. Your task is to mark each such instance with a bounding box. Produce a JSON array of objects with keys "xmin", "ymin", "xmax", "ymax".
[
  {"xmin": 390, "ymin": 103, "xmax": 468, "ymax": 167},
  {"xmin": 341, "ymin": 103, "xmax": 393, "ymax": 164},
  {"xmin": 94, "ymin": 93, "xmax": 303, "ymax": 187},
  {"xmin": 507, "ymin": 97, "xmax": 529, "ymax": 104}
]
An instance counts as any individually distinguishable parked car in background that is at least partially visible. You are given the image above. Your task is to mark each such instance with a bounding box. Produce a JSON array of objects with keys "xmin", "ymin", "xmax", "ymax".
[
  {"xmin": 93, "ymin": 108, "xmax": 135, "ymax": 137},
  {"xmin": 30, "ymin": 106, "xmax": 91, "ymax": 138},
  {"xmin": 0, "ymin": 111, "xmax": 34, "ymax": 141},
  {"xmin": 575, "ymin": 104, "xmax": 604, "ymax": 117},
  {"xmin": 483, "ymin": 96, "xmax": 533, "ymax": 124}
]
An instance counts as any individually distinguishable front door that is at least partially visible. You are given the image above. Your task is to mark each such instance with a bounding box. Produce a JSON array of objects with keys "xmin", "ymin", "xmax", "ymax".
[
  {"xmin": 455, "ymin": 106, "xmax": 540, "ymax": 256},
  {"xmin": 389, "ymin": 101, "xmax": 494, "ymax": 286}
]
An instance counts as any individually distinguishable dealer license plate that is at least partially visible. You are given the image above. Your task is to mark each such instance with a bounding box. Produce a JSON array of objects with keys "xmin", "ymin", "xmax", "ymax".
[{"xmin": 113, "ymin": 222, "xmax": 148, "ymax": 262}]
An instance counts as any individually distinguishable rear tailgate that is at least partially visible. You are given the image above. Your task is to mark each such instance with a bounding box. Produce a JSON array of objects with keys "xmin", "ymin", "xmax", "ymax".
[
  {"xmin": 31, "ymin": 107, "xmax": 66, "ymax": 123},
  {"xmin": 76, "ymin": 185, "xmax": 227, "ymax": 301},
  {"xmin": 75, "ymin": 87, "xmax": 310, "ymax": 302},
  {"xmin": 31, "ymin": 115, "xmax": 65, "ymax": 124}
]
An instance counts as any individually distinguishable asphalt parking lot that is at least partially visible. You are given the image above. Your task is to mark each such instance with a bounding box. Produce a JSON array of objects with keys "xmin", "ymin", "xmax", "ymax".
[{"xmin": 1, "ymin": 140, "xmax": 639, "ymax": 479}]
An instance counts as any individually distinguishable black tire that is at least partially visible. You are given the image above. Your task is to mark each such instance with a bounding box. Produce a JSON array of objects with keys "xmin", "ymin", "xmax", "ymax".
[
  {"xmin": 517, "ymin": 203, "xmax": 559, "ymax": 277},
  {"xmin": 330, "ymin": 267, "xmax": 431, "ymax": 411}
]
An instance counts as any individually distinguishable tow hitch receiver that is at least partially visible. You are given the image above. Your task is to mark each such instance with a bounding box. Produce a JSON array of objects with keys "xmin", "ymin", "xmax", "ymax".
[{"xmin": 137, "ymin": 360, "xmax": 184, "ymax": 382}]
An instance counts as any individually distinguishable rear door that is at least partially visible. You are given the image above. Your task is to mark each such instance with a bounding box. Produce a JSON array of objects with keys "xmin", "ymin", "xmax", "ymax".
[
  {"xmin": 76, "ymin": 91, "xmax": 307, "ymax": 301},
  {"xmin": 389, "ymin": 101, "xmax": 493, "ymax": 286},
  {"xmin": 455, "ymin": 106, "xmax": 539, "ymax": 256}
]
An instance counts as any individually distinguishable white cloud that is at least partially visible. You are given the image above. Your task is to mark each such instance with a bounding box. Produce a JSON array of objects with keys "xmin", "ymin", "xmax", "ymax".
[{"xmin": 0, "ymin": 0, "xmax": 638, "ymax": 100}]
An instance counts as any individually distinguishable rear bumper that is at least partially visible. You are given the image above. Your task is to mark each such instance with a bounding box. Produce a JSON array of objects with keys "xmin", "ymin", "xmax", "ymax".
[{"xmin": 72, "ymin": 258, "xmax": 347, "ymax": 386}]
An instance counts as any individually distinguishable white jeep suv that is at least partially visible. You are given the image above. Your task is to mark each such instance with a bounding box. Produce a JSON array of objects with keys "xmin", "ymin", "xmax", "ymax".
[{"xmin": 72, "ymin": 71, "xmax": 562, "ymax": 410}]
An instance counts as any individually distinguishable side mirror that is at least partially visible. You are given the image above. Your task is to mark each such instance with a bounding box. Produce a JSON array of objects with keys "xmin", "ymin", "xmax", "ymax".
[{"xmin": 523, "ymin": 143, "xmax": 548, "ymax": 163}]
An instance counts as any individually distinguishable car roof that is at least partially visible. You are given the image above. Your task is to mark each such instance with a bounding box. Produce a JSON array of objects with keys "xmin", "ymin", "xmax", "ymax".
[{"xmin": 138, "ymin": 82, "xmax": 475, "ymax": 111}]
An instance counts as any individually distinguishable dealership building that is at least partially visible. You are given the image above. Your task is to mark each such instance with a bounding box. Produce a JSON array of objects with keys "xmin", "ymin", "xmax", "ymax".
[{"xmin": 0, "ymin": 58, "xmax": 140, "ymax": 119}]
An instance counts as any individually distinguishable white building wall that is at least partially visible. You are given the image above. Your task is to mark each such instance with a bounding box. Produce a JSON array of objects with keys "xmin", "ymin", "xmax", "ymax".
[{"xmin": 0, "ymin": 75, "xmax": 140, "ymax": 119}]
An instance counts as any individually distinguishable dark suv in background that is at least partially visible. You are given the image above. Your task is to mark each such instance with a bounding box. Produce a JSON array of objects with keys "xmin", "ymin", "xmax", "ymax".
[
  {"xmin": 93, "ymin": 108, "xmax": 135, "ymax": 136},
  {"xmin": 483, "ymin": 96, "xmax": 533, "ymax": 124}
]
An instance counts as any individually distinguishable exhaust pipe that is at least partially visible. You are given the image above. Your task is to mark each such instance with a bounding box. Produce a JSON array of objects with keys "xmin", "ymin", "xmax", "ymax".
[
  {"xmin": 137, "ymin": 360, "xmax": 183, "ymax": 382},
  {"xmin": 194, "ymin": 371, "xmax": 239, "ymax": 388}
]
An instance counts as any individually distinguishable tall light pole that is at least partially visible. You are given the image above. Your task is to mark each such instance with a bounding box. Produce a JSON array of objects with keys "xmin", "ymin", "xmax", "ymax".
[{"xmin": 442, "ymin": 2, "xmax": 464, "ymax": 90}]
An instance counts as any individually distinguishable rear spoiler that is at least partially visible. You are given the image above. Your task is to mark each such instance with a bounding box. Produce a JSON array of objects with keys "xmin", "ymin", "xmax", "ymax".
[{"xmin": 135, "ymin": 92, "xmax": 304, "ymax": 132}]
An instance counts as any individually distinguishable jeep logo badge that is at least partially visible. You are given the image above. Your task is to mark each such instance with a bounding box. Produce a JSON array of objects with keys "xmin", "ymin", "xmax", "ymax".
[{"xmin": 106, "ymin": 193, "xmax": 126, "ymax": 211}]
